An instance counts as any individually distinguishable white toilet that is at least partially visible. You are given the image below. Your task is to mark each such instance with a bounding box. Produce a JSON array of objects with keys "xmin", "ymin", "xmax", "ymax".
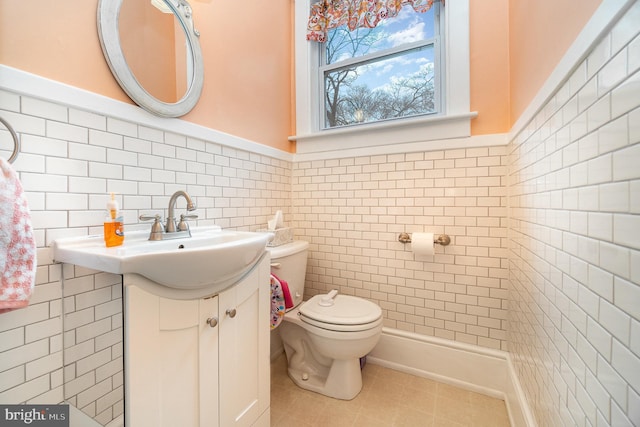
[{"xmin": 268, "ymin": 240, "xmax": 383, "ymax": 400}]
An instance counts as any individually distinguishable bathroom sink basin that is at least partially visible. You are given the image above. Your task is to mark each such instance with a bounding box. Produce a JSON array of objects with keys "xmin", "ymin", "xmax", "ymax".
[{"xmin": 52, "ymin": 226, "xmax": 271, "ymax": 298}]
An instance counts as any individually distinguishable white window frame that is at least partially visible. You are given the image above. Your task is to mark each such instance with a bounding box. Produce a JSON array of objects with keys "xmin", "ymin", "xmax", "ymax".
[{"xmin": 291, "ymin": 0, "xmax": 474, "ymax": 157}]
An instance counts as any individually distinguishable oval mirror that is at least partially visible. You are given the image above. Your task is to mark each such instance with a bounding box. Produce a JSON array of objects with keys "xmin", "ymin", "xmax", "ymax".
[{"xmin": 97, "ymin": 0, "xmax": 204, "ymax": 117}]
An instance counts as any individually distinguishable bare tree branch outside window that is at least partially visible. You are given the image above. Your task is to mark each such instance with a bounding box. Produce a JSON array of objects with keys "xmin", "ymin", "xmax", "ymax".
[{"xmin": 322, "ymin": 7, "xmax": 438, "ymax": 129}]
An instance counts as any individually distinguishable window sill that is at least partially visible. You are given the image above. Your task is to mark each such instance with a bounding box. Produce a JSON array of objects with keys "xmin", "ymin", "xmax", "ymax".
[{"xmin": 290, "ymin": 112, "xmax": 477, "ymax": 158}]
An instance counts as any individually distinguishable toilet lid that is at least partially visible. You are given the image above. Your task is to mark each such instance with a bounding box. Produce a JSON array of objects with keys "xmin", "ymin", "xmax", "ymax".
[{"xmin": 299, "ymin": 294, "xmax": 382, "ymax": 326}]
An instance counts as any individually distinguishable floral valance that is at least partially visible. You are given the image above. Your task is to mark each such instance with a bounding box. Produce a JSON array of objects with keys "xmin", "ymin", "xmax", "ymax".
[{"xmin": 307, "ymin": 0, "xmax": 442, "ymax": 42}]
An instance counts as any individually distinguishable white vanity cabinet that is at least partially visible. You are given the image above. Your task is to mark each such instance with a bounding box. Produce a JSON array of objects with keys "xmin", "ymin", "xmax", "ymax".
[{"xmin": 124, "ymin": 256, "xmax": 270, "ymax": 427}]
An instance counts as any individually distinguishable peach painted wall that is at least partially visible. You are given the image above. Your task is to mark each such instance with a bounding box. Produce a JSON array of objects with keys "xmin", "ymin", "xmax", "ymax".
[
  {"xmin": 509, "ymin": 0, "xmax": 602, "ymax": 125},
  {"xmin": 0, "ymin": 0, "xmax": 294, "ymax": 152},
  {"xmin": 0, "ymin": 1, "xmax": 602, "ymax": 148},
  {"xmin": 190, "ymin": 1, "xmax": 293, "ymax": 150},
  {"xmin": 0, "ymin": 1, "xmax": 122, "ymax": 102},
  {"xmin": 469, "ymin": 0, "xmax": 510, "ymax": 135}
]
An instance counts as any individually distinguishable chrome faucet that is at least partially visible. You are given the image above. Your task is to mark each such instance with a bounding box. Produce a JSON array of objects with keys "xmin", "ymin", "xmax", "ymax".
[{"xmin": 166, "ymin": 190, "xmax": 197, "ymax": 233}]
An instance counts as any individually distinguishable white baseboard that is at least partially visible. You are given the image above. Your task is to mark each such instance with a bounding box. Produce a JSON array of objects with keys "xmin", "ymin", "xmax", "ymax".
[{"xmin": 367, "ymin": 327, "xmax": 536, "ymax": 427}]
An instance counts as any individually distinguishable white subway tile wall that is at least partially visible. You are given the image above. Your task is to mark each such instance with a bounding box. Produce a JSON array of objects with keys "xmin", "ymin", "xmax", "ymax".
[
  {"xmin": 62, "ymin": 266, "xmax": 124, "ymax": 425},
  {"xmin": 508, "ymin": 3, "xmax": 640, "ymax": 426},
  {"xmin": 1, "ymin": 4, "xmax": 639, "ymax": 423},
  {"xmin": 291, "ymin": 148, "xmax": 509, "ymax": 350},
  {"xmin": 0, "ymin": 91, "xmax": 291, "ymax": 417}
]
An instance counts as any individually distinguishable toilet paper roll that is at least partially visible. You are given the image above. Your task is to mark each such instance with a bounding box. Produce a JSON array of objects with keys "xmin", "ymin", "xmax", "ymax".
[{"xmin": 411, "ymin": 232, "xmax": 435, "ymax": 260}]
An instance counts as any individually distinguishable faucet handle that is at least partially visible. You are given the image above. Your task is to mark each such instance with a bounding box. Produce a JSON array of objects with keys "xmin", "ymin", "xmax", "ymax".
[
  {"xmin": 177, "ymin": 214, "xmax": 198, "ymax": 231},
  {"xmin": 140, "ymin": 214, "xmax": 164, "ymax": 240}
]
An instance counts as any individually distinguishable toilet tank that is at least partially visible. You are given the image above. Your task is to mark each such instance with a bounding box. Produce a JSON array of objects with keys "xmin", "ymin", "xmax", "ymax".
[{"xmin": 267, "ymin": 240, "xmax": 309, "ymax": 310}]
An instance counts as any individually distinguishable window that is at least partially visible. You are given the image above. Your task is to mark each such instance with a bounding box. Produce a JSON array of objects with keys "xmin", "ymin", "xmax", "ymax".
[
  {"xmin": 321, "ymin": 4, "xmax": 442, "ymax": 129},
  {"xmin": 292, "ymin": 0, "xmax": 472, "ymax": 157}
]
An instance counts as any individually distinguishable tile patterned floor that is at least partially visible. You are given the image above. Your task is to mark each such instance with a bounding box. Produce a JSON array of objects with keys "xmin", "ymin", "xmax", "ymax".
[{"xmin": 270, "ymin": 354, "xmax": 511, "ymax": 427}]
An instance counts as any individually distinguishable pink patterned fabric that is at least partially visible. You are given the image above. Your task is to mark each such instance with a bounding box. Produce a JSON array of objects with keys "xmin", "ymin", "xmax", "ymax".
[
  {"xmin": 307, "ymin": 0, "xmax": 438, "ymax": 42},
  {"xmin": 0, "ymin": 158, "xmax": 36, "ymax": 313},
  {"xmin": 270, "ymin": 274, "xmax": 286, "ymax": 329}
]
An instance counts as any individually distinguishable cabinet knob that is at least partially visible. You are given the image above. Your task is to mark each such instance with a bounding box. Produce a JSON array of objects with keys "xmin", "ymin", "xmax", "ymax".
[
  {"xmin": 226, "ymin": 308, "xmax": 237, "ymax": 318},
  {"xmin": 206, "ymin": 317, "xmax": 218, "ymax": 328}
]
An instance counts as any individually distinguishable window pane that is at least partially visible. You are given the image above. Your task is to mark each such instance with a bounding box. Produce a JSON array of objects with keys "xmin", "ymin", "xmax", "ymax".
[
  {"xmin": 325, "ymin": 6, "xmax": 436, "ymax": 65},
  {"xmin": 323, "ymin": 45, "xmax": 436, "ymax": 128}
]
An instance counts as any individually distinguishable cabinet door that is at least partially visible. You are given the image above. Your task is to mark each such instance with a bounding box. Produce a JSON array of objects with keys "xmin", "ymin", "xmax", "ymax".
[
  {"xmin": 125, "ymin": 281, "xmax": 219, "ymax": 427},
  {"xmin": 218, "ymin": 258, "xmax": 270, "ymax": 426}
]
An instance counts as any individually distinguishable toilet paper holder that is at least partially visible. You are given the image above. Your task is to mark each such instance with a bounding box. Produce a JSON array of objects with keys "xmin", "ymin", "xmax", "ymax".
[{"xmin": 398, "ymin": 232, "xmax": 451, "ymax": 246}]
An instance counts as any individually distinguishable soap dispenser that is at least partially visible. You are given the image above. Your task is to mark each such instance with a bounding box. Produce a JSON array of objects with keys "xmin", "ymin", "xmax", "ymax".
[{"xmin": 104, "ymin": 192, "xmax": 124, "ymax": 247}]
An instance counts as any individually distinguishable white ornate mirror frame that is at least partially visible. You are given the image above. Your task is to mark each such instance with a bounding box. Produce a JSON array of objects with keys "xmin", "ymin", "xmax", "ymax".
[{"xmin": 97, "ymin": 0, "xmax": 204, "ymax": 117}]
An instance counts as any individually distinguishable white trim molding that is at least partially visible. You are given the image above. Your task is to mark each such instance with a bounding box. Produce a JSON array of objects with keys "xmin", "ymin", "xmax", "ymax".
[
  {"xmin": 294, "ymin": 131, "xmax": 507, "ymax": 162},
  {"xmin": 367, "ymin": 328, "xmax": 537, "ymax": 427},
  {"xmin": 293, "ymin": 112, "xmax": 476, "ymax": 151},
  {"xmin": 0, "ymin": 65, "xmax": 293, "ymax": 162}
]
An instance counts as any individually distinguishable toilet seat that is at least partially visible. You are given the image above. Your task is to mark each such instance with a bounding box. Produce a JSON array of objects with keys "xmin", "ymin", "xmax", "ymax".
[
  {"xmin": 300, "ymin": 314, "xmax": 383, "ymax": 332},
  {"xmin": 298, "ymin": 294, "xmax": 382, "ymax": 332}
]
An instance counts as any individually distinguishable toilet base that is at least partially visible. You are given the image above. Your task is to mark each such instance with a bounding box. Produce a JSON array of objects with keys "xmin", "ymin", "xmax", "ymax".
[{"xmin": 287, "ymin": 357, "xmax": 363, "ymax": 400}]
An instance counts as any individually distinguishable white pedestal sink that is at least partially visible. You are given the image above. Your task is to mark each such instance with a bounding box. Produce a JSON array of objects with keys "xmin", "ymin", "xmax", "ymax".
[
  {"xmin": 54, "ymin": 225, "xmax": 273, "ymax": 426},
  {"xmin": 52, "ymin": 226, "xmax": 272, "ymax": 299}
]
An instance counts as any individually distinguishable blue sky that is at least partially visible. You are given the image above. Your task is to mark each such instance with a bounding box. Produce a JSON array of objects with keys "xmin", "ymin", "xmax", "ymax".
[{"xmin": 326, "ymin": 6, "xmax": 436, "ymax": 92}]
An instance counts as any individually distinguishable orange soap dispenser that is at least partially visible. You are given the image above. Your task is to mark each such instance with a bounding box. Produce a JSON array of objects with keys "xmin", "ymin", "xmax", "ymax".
[{"xmin": 104, "ymin": 192, "xmax": 124, "ymax": 247}]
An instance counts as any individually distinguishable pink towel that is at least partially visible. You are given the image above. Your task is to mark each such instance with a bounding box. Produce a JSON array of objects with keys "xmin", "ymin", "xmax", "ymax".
[
  {"xmin": 0, "ymin": 158, "xmax": 36, "ymax": 313},
  {"xmin": 279, "ymin": 276, "xmax": 294, "ymax": 309}
]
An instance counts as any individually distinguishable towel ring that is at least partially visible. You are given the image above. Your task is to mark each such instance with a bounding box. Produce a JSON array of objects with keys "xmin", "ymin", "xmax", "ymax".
[{"xmin": 0, "ymin": 115, "xmax": 20, "ymax": 164}]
